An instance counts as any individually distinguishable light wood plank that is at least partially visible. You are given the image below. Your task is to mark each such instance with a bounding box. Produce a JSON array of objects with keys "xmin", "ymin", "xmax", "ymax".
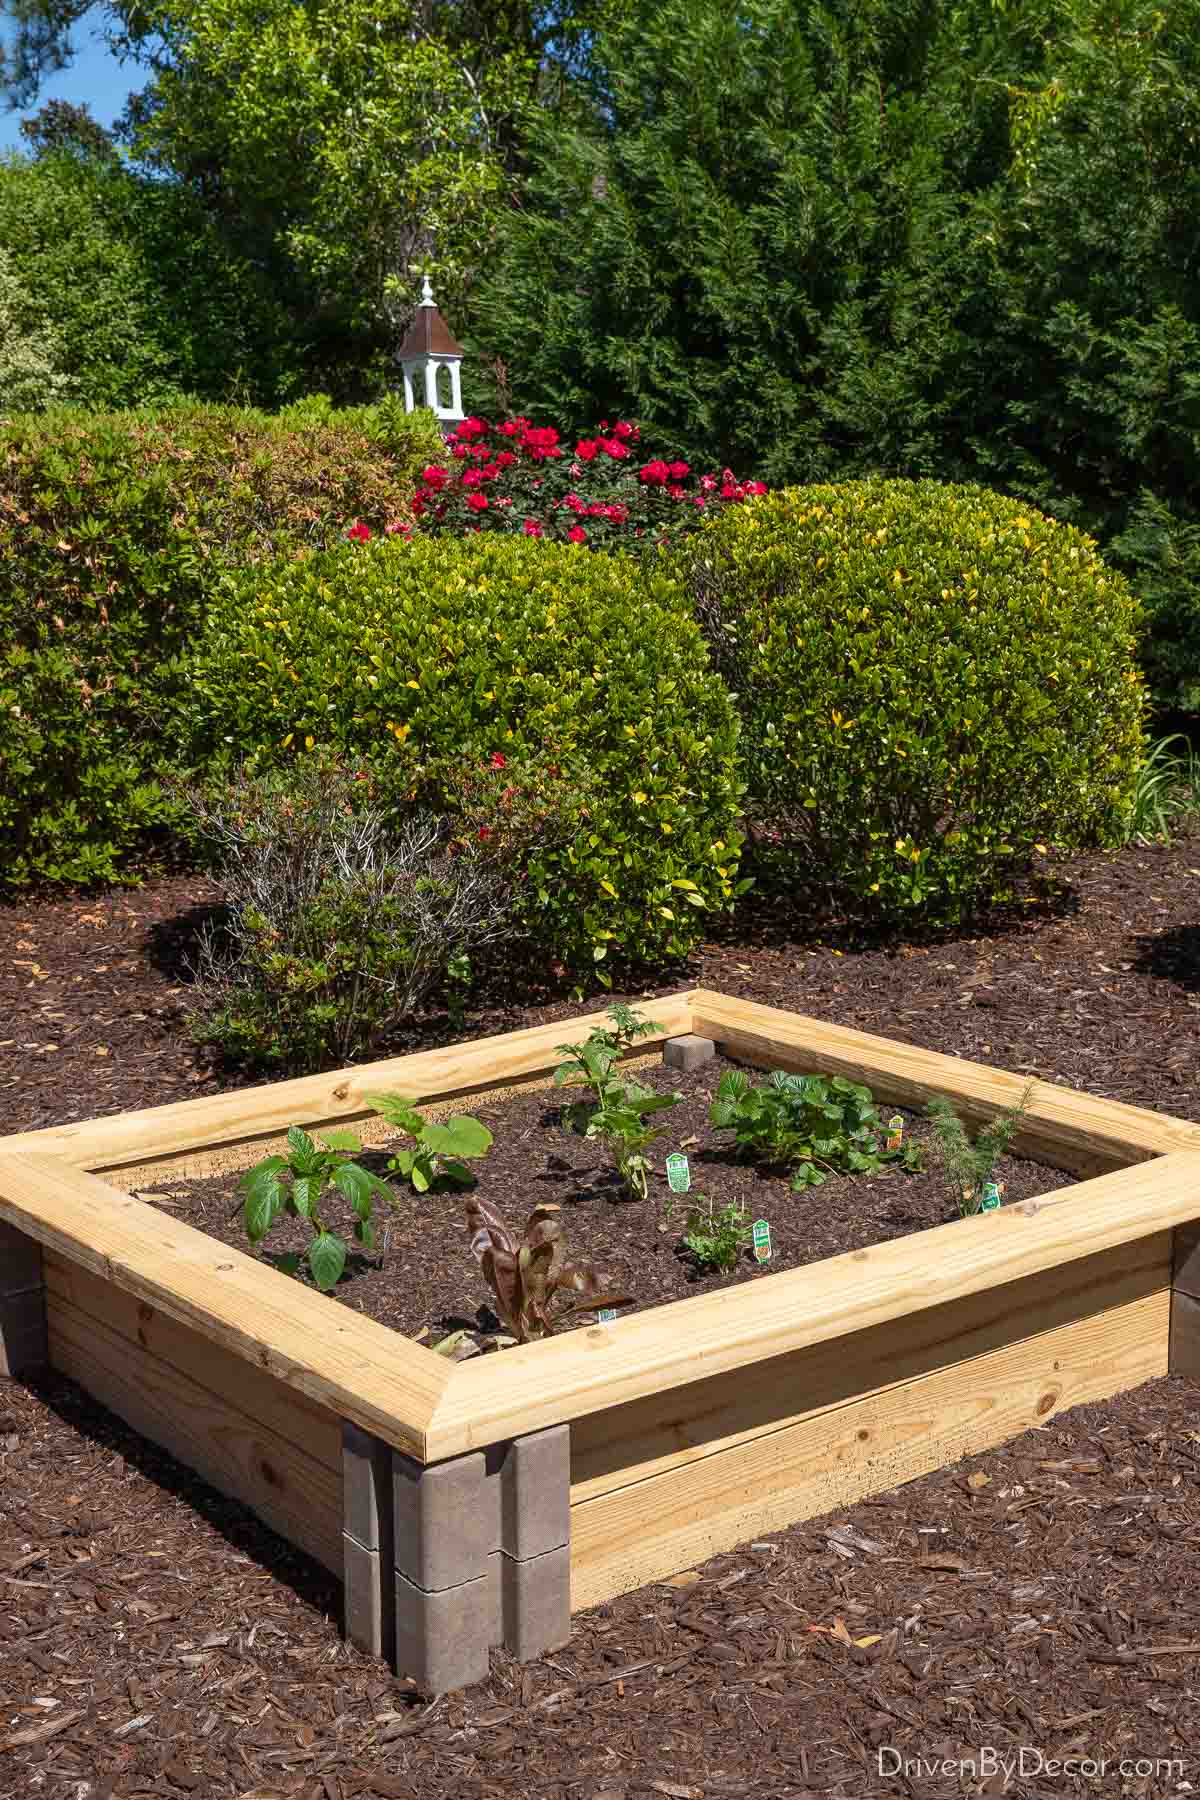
[
  {"xmin": 48, "ymin": 1293, "xmax": 343, "ymax": 1574},
  {"xmin": 43, "ymin": 1252, "xmax": 342, "ymax": 1474},
  {"xmin": 691, "ymin": 989, "xmax": 1200, "ymax": 1174},
  {"xmin": 0, "ymin": 994, "xmax": 695, "ymax": 1175},
  {"xmin": 570, "ymin": 1235, "xmax": 1169, "ymax": 1502},
  {"xmin": 570, "ymin": 1287, "xmax": 1170, "ymax": 1610},
  {"xmin": 0, "ymin": 1153, "xmax": 449, "ymax": 1460},
  {"xmin": 430, "ymin": 1154, "xmax": 1200, "ymax": 1458}
]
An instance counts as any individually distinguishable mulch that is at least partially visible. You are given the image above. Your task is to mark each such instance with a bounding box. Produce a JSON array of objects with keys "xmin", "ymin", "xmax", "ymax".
[
  {"xmin": 142, "ymin": 1060, "xmax": 1072, "ymax": 1344},
  {"xmin": 5, "ymin": 835, "xmax": 1200, "ymax": 1795}
]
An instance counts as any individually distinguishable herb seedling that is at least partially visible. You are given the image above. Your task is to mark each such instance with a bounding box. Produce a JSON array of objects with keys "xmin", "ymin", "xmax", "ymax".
[
  {"xmin": 926, "ymin": 1084, "xmax": 1034, "ymax": 1217},
  {"xmin": 554, "ymin": 1003, "xmax": 679, "ymax": 1198},
  {"xmin": 365, "ymin": 1093, "xmax": 492, "ymax": 1192},
  {"xmin": 680, "ymin": 1195, "xmax": 752, "ymax": 1273},
  {"xmin": 553, "ymin": 1002, "xmax": 661, "ymax": 1105},
  {"xmin": 710, "ymin": 1069, "xmax": 906, "ymax": 1189},
  {"xmin": 239, "ymin": 1125, "xmax": 393, "ymax": 1291},
  {"xmin": 466, "ymin": 1194, "xmax": 630, "ymax": 1342}
]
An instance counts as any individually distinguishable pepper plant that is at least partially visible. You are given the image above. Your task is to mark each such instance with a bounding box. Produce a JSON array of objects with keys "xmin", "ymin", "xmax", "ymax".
[
  {"xmin": 466, "ymin": 1194, "xmax": 629, "ymax": 1342},
  {"xmin": 239, "ymin": 1124, "xmax": 393, "ymax": 1290},
  {"xmin": 365, "ymin": 1092, "xmax": 492, "ymax": 1192},
  {"xmin": 710, "ymin": 1069, "xmax": 918, "ymax": 1190}
]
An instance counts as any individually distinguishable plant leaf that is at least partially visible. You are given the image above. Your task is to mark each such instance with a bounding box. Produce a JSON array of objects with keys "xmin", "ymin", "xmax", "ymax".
[
  {"xmin": 307, "ymin": 1232, "xmax": 347, "ymax": 1292},
  {"xmin": 319, "ymin": 1128, "xmax": 362, "ymax": 1153}
]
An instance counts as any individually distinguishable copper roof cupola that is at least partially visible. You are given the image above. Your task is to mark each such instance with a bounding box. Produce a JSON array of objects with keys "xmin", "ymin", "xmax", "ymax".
[{"xmin": 397, "ymin": 276, "xmax": 466, "ymax": 430}]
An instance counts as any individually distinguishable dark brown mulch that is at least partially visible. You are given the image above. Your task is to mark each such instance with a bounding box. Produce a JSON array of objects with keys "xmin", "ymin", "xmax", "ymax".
[
  {"xmin": 144, "ymin": 1059, "xmax": 1072, "ymax": 1343},
  {"xmin": 3, "ymin": 1367, "xmax": 1200, "ymax": 1798},
  {"xmin": 4, "ymin": 836, "xmax": 1200, "ymax": 1796}
]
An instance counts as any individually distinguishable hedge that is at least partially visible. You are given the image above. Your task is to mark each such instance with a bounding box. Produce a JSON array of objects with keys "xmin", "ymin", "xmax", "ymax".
[
  {"xmin": 675, "ymin": 479, "xmax": 1146, "ymax": 920},
  {"xmin": 189, "ymin": 534, "xmax": 745, "ymax": 973}
]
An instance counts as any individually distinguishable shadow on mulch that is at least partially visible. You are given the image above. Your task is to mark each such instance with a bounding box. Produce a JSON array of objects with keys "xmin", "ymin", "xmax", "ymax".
[
  {"xmin": 1134, "ymin": 921, "xmax": 1200, "ymax": 992},
  {"xmin": 143, "ymin": 900, "xmax": 229, "ymax": 985},
  {"xmin": 17, "ymin": 1367, "xmax": 344, "ymax": 1622}
]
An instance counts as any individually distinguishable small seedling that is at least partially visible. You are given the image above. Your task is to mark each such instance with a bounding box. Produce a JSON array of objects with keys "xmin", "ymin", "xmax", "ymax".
[
  {"xmin": 365, "ymin": 1093, "xmax": 492, "ymax": 1192},
  {"xmin": 553, "ymin": 1002, "xmax": 660, "ymax": 1104},
  {"xmin": 580, "ymin": 1078, "xmax": 682, "ymax": 1200},
  {"xmin": 681, "ymin": 1195, "xmax": 753, "ymax": 1273},
  {"xmin": 466, "ymin": 1194, "xmax": 629, "ymax": 1342},
  {"xmin": 926, "ymin": 1084, "xmax": 1034, "ymax": 1217},
  {"xmin": 239, "ymin": 1125, "xmax": 393, "ymax": 1291}
]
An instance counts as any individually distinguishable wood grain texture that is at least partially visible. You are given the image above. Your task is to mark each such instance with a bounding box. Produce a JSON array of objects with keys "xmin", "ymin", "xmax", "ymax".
[
  {"xmin": 0, "ymin": 995, "xmax": 695, "ymax": 1175},
  {"xmin": 0, "ymin": 1153, "xmax": 449, "ymax": 1459},
  {"xmin": 569, "ymin": 1286, "xmax": 1171, "ymax": 1610},
  {"xmin": 48, "ymin": 1293, "xmax": 343, "ymax": 1575},
  {"xmin": 429, "ymin": 1154, "xmax": 1200, "ymax": 1458},
  {"xmin": 570, "ymin": 1235, "xmax": 1170, "ymax": 1503},
  {"xmin": 691, "ymin": 990, "xmax": 1200, "ymax": 1174}
]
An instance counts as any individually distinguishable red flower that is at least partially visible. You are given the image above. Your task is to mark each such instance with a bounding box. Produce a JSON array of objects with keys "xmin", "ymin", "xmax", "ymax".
[
  {"xmin": 668, "ymin": 484, "xmax": 686, "ymax": 499},
  {"xmin": 612, "ymin": 421, "xmax": 635, "ymax": 439},
  {"xmin": 564, "ymin": 493, "xmax": 586, "ymax": 514},
  {"xmin": 744, "ymin": 480, "xmax": 768, "ymax": 495},
  {"xmin": 522, "ymin": 519, "xmax": 543, "ymax": 537},
  {"xmin": 384, "ymin": 520, "xmax": 413, "ymax": 535},
  {"xmin": 600, "ymin": 438, "xmax": 629, "ymax": 459},
  {"xmin": 497, "ymin": 420, "xmax": 521, "ymax": 437},
  {"xmin": 567, "ymin": 524, "xmax": 588, "ymax": 544},
  {"xmin": 421, "ymin": 464, "xmax": 448, "ymax": 488},
  {"xmin": 639, "ymin": 460, "xmax": 670, "ymax": 486},
  {"xmin": 495, "ymin": 450, "xmax": 517, "ymax": 467},
  {"xmin": 462, "ymin": 468, "xmax": 483, "ymax": 487},
  {"xmin": 668, "ymin": 460, "xmax": 690, "ymax": 479},
  {"xmin": 346, "ymin": 521, "xmax": 371, "ymax": 543},
  {"xmin": 490, "ymin": 752, "xmax": 507, "ymax": 769},
  {"xmin": 465, "ymin": 492, "xmax": 489, "ymax": 512},
  {"xmin": 575, "ymin": 439, "xmax": 600, "ymax": 460},
  {"xmin": 451, "ymin": 443, "xmax": 471, "ymax": 459},
  {"xmin": 700, "ymin": 473, "xmax": 718, "ymax": 492},
  {"xmin": 477, "ymin": 826, "xmax": 493, "ymax": 840}
]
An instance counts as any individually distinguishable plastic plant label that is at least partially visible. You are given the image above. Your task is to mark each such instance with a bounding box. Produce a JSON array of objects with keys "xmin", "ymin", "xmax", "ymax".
[
  {"xmin": 980, "ymin": 1181, "xmax": 1002, "ymax": 1212},
  {"xmin": 665, "ymin": 1153, "xmax": 691, "ymax": 1194},
  {"xmin": 752, "ymin": 1218, "xmax": 772, "ymax": 1262},
  {"xmin": 885, "ymin": 1114, "xmax": 904, "ymax": 1152},
  {"xmin": 596, "ymin": 1307, "xmax": 618, "ymax": 1324}
]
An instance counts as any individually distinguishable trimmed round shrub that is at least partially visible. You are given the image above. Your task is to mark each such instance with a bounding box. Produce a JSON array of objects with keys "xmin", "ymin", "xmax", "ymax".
[
  {"xmin": 0, "ymin": 401, "xmax": 443, "ymax": 888},
  {"xmin": 190, "ymin": 535, "xmax": 744, "ymax": 973},
  {"xmin": 676, "ymin": 479, "xmax": 1145, "ymax": 920}
]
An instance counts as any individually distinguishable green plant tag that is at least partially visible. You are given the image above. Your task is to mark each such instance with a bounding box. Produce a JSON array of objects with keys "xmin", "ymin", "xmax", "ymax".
[
  {"xmin": 665, "ymin": 1153, "xmax": 691, "ymax": 1193},
  {"xmin": 980, "ymin": 1181, "xmax": 1002, "ymax": 1211},
  {"xmin": 752, "ymin": 1218, "xmax": 772, "ymax": 1262},
  {"xmin": 596, "ymin": 1307, "xmax": 618, "ymax": 1324},
  {"xmin": 885, "ymin": 1113, "xmax": 903, "ymax": 1152}
]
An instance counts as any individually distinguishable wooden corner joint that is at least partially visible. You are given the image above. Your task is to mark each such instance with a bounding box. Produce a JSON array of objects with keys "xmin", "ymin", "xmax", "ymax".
[
  {"xmin": 342, "ymin": 1420, "xmax": 570, "ymax": 1694},
  {"xmin": 1170, "ymin": 1220, "xmax": 1200, "ymax": 1379},
  {"xmin": 0, "ymin": 1218, "xmax": 48, "ymax": 1377}
]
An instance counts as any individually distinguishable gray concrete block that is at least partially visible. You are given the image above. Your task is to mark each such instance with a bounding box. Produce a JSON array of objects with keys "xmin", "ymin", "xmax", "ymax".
[
  {"xmin": 499, "ymin": 1424, "xmax": 570, "ymax": 1562},
  {"xmin": 343, "ymin": 1422, "xmax": 391, "ymax": 1553},
  {"xmin": 343, "ymin": 1534, "xmax": 395, "ymax": 1663},
  {"xmin": 394, "ymin": 1568, "xmax": 497, "ymax": 1695},
  {"xmin": 663, "ymin": 1034, "xmax": 716, "ymax": 1073},
  {"xmin": 393, "ymin": 1448, "xmax": 498, "ymax": 1591},
  {"xmin": 499, "ymin": 1545, "xmax": 571, "ymax": 1662},
  {"xmin": 0, "ymin": 1287, "xmax": 46, "ymax": 1377},
  {"xmin": 0, "ymin": 1223, "xmax": 43, "ymax": 1300}
]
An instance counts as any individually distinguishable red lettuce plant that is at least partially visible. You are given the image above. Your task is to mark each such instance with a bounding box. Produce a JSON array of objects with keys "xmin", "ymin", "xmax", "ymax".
[{"xmin": 403, "ymin": 415, "xmax": 767, "ymax": 549}]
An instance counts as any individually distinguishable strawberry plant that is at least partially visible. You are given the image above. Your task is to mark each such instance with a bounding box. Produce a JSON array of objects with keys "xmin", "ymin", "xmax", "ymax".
[
  {"xmin": 238, "ymin": 1125, "xmax": 393, "ymax": 1290},
  {"xmin": 466, "ymin": 1194, "xmax": 629, "ymax": 1342},
  {"xmin": 710, "ymin": 1069, "xmax": 916, "ymax": 1190},
  {"xmin": 365, "ymin": 1093, "xmax": 492, "ymax": 1192}
]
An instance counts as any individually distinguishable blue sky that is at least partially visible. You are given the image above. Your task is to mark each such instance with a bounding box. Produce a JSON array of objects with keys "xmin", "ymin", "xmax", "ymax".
[{"xmin": 0, "ymin": 6, "xmax": 138, "ymax": 152}]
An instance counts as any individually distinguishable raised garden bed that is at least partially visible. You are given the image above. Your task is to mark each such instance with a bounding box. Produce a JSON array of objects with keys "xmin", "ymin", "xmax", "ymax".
[{"xmin": 4, "ymin": 988, "xmax": 1200, "ymax": 1697}]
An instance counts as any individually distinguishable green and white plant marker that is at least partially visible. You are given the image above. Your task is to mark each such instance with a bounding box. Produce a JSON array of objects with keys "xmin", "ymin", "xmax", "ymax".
[
  {"xmin": 596, "ymin": 1307, "xmax": 619, "ymax": 1323},
  {"xmin": 752, "ymin": 1218, "xmax": 772, "ymax": 1263},
  {"xmin": 885, "ymin": 1114, "xmax": 904, "ymax": 1152},
  {"xmin": 665, "ymin": 1153, "xmax": 691, "ymax": 1194},
  {"xmin": 980, "ymin": 1180, "xmax": 1003, "ymax": 1212}
]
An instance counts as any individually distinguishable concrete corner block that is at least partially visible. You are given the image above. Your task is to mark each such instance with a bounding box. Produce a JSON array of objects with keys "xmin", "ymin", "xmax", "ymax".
[
  {"xmin": 499, "ymin": 1545, "xmax": 571, "ymax": 1662},
  {"xmin": 0, "ymin": 1223, "xmax": 44, "ymax": 1300},
  {"xmin": 344, "ymin": 1534, "xmax": 394, "ymax": 1664},
  {"xmin": 393, "ymin": 1448, "xmax": 498, "ymax": 1591},
  {"xmin": 395, "ymin": 1567, "xmax": 497, "ymax": 1696},
  {"xmin": 0, "ymin": 1287, "xmax": 47, "ymax": 1378},
  {"xmin": 343, "ymin": 1421, "xmax": 391, "ymax": 1553},
  {"xmin": 663, "ymin": 1033, "xmax": 716, "ymax": 1073},
  {"xmin": 499, "ymin": 1424, "xmax": 570, "ymax": 1562}
]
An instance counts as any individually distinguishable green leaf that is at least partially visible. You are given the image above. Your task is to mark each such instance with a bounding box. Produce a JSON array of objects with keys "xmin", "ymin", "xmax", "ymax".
[
  {"xmin": 290, "ymin": 1174, "xmax": 320, "ymax": 1219},
  {"xmin": 410, "ymin": 1157, "xmax": 432, "ymax": 1193},
  {"xmin": 244, "ymin": 1178, "xmax": 282, "ymax": 1241},
  {"xmin": 307, "ymin": 1232, "xmax": 347, "ymax": 1291},
  {"xmin": 333, "ymin": 1160, "xmax": 376, "ymax": 1216},
  {"xmin": 319, "ymin": 1128, "xmax": 362, "ymax": 1153},
  {"xmin": 286, "ymin": 1124, "xmax": 318, "ymax": 1171},
  {"xmin": 353, "ymin": 1216, "xmax": 376, "ymax": 1250},
  {"xmin": 423, "ymin": 1116, "xmax": 493, "ymax": 1158},
  {"xmin": 240, "ymin": 1156, "xmax": 286, "ymax": 1195},
  {"xmin": 365, "ymin": 1092, "xmax": 427, "ymax": 1136},
  {"xmin": 438, "ymin": 1158, "xmax": 476, "ymax": 1187}
]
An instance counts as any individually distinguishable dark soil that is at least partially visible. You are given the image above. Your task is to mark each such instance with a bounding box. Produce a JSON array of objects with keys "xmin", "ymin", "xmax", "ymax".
[
  {"xmin": 5, "ymin": 836, "xmax": 1200, "ymax": 1795},
  {"xmin": 141, "ymin": 1058, "xmax": 1073, "ymax": 1344}
]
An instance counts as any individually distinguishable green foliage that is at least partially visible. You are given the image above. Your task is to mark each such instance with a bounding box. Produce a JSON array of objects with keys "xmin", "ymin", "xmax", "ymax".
[
  {"xmin": 553, "ymin": 1004, "xmax": 661, "ymax": 1097},
  {"xmin": 366, "ymin": 1093, "xmax": 493, "ymax": 1193},
  {"xmin": 466, "ymin": 1195, "xmax": 630, "ymax": 1343},
  {"xmin": 554, "ymin": 1004, "xmax": 679, "ymax": 1197},
  {"xmin": 0, "ymin": 404, "xmax": 443, "ymax": 889},
  {"xmin": 680, "ymin": 1195, "xmax": 751, "ymax": 1273},
  {"xmin": 679, "ymin": 481, "xmax": 1145, "ymax": 922},
  {"xmin": 710, "ymin": 1068, "xmax": 894, "ymax": 1191},
  {"xmin": 192, "ymin": 534, "xmax": 744, "ymax": 973},
  {"xmin": 926, "ymin": 1086, "xmax": 1033, "ymax": 1218},
  {"xmin": 1128, "ymin": 736, "xmax": 1200, "ymax": 845},
  {"xmin": 239, "ymin": 1124, "xmax": 393, "ymax": 1290},
  {"xmin": 0, "ymin": 244, "xmax": 70, "ymax": 411}
]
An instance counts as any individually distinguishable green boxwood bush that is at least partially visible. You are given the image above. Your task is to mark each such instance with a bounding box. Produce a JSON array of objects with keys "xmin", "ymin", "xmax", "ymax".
[
  {"xmin": 0, "ymin": 400, "xmax": 444, "ymax": 887},
  {"xmin": 676, "ymin": 479, "xmax": 1145, "ymax": 920},
  {"xmin": 191, "ymin": 535, "xmax": 744, "ymax": 973}
]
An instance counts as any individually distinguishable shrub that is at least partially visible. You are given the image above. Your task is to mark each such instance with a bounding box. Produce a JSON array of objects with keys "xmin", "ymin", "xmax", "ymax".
[
  {"xmin": 187, "ymin": 756, "xmax": 522, "ymax": 1071},
  {"xmin": 409, "ymin": 413, "xmax": 767, "ymax": 550},
  {"xmin": 191, "ymin": 534, "xmax": 744, "ymax": 973},
  {"xmin": 0, "ymin": 402, "xmax": 445, "ymax": 888},
  {"xmin": 677, "ymin": 480, "xmax": 1145, "ymax": 921}
]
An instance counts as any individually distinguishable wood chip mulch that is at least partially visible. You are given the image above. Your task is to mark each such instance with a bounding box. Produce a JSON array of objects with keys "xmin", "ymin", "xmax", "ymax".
[{"xmin": 4, "ymin": 835, "xmax": 1200, "ymax": 1795}]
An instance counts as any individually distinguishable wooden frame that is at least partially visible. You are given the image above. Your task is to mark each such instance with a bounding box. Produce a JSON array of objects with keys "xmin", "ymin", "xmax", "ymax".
[{"xmin": 3, "ymin": 989, "xmax": 1200, "ymax": 1691}]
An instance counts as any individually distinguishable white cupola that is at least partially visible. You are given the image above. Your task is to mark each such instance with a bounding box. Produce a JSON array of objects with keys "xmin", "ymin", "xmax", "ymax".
[{"xmin": 397, "ymin": 276, "xmax": 466, "ymax": 431}]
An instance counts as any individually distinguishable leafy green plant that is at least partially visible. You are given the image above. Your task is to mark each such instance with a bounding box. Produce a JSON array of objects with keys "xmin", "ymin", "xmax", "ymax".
[
  {"xmin": 465, "ymin": 1195, "xmax": 630, "ymax": 1342},
  {"xmin": 555, "ymin": 1004, "xmax": 680, "ymax": 1198},
  {"xmin": 366, "ymin": 1093, "xmax": 493, "ymax": 1193},
  {"xmin": 710, "ymin": 1069, "xmax": 905, "ymax": 1190},
  {"xmin": 1128, "ymin": 735, "xmax": 1200, "ymax": 844},
  {"xmin": 553, "ymin": 1003, "xmax": 661, "ymax": 1103},
  {"xmin": 239, "ymin": 1124, "xmax": 392, "ymax": 1290},
  {"xmin": 926, "ymin": 1085, "xmax": 1034, "ymax": 1218},
  {"xmin": 680, "ymin": 1195, "xmax": 752, "ymax": 1273}
]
